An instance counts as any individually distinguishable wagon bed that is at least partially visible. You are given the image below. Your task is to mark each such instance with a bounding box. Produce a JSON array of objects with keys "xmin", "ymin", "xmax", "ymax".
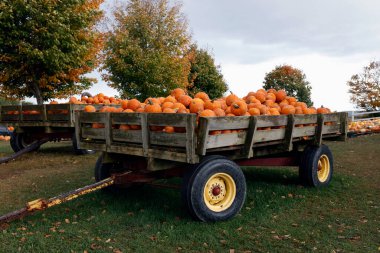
[{"xmin": 75, "ymin": 112, "xmax": 348, "ymax": 164}]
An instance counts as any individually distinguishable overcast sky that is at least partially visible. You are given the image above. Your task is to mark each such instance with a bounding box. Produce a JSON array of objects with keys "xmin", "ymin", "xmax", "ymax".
[{"xmin": 85, "ymin": 0, "xmax": 380, "ymax": 111}]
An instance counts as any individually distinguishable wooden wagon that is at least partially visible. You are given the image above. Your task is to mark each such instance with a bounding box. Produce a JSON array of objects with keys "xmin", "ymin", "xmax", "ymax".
[
  {"xmin": 75, "ymin": 111, "xmax": 348, "ymax": 221},
  {"xmin": 0, "ymin": 104, "xmax": 98, "ymax": 154}
]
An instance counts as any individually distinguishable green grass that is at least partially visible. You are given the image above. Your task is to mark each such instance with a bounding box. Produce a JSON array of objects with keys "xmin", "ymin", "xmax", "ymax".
[{"xmin": 0, "ymin": 136, "xmax": 379, "ymax": 252}]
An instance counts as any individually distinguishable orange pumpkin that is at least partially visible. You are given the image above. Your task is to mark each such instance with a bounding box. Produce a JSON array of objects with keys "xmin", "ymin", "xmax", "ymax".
[
  {"xmin": 194, "ymin": 92, "xmax": 210, "ymax": 102},
  {"xmin": 231, "ymin": 100, "xmax": 248, "ymax": 116}
]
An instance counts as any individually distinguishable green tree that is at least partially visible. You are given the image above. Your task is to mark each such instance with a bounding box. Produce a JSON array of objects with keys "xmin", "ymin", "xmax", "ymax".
[
  {"xmin": 0, "ymin": 0, "xmax": 104, "ymax": 104},
  {"xmin": 103, "ymin": 0, "xmax": 191, "ymax": 101},
  {"xmin": 187, "ymin": 45, "xmax": 228, "ymax": 99},
  {"xmin": 263, "ymin": 65, "xmax": 313, "ymax": 106},
  {"xmin": 347, "ymin": 61, "xmax": 380, "ymax": 111}
]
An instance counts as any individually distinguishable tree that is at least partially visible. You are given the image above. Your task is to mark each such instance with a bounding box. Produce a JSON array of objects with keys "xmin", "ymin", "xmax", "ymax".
[
  {"xmin": 347, "ymin": 61, "xmax": 380, "ymax": 111},
  {"xmin": 103, "ymin": 0, "xmax": 191, "ymax": 101},
  {"xmin": 0, "ymin": 0, "xmax": 104, "ymax": 104},
  {"xmin": 187, "ymin": 45, "xmax": 228, "ymax": 99},
  {"xmin": 263, "ymin": 65, "xmax": 313, "ymax": 106}
]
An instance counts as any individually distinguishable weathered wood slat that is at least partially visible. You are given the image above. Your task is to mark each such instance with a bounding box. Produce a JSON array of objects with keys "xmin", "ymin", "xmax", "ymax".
[
  {"xmin": 253, "ymin": 128, "xmax": 286, "ymax": 143},
  {"xmin": 256, "ymin": 115, "xmax": 288, "ymax": 127},
  {"xmin": 112, "ymin": 129, "xmax": 143, "ymax": 143},
  {"xmin": 323, "ymin": 113, "xmax": 340, "ymax": 122},
  {"xmin": 243, "ymin": 117, "xmax": 257, "ymax": 158},
  {"xmin": 148, "ymin": 113, "xmax": 191, "ymax": 127},
  {"xmin": 322, "ymin": 125, "xmax": 341, "ymax": 134},
  {"xmin": 294, "ymin": 114, "xmax": 318, "ymax": 124},
  {"xmin": 208, "ymin": 116, "xmax": 250, "ymax": 130},
  {"xmin": 206, "ymin": 132, "xmax": 247, "ymax": 149},
  {"xmin": 81, "ymin": 127, "xmax": 106, "ymax": 140},
  {"xmin": 185, "ymin": 114, "xmax": 197, "ymax": 163},
  {"xmin": 197, "ymin": 117, "xmax": 210, "ymax": 155},
  {"xmin": 150, "ymin": 132, "xmax": 187, "ymax": 147},
  {"xmin": 112, "ymin": 113, "xmax": 142, "ymax": 125},
  {"xmin": 79, "ymin": 112, "xmax": 107, "ymax": 123},
  {"xmin": 293, "ymin": 126, "xmax": 316, "ymax": 138},
  {"xmin": 283, "ymin": 114, "xmax": 295, "ymax": 151}
]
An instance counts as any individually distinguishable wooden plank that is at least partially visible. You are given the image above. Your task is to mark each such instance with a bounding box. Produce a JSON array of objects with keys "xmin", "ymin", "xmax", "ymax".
[
  {"xmin": 207, "ymin": 116, "xmax": 250, "ymax": 130},
  {"xmin": 322, "ymin": 125, "xmax": 340, "ymax": 134},
  {"xmin": 206, "ymin": 132, "xmax": 246, "ymax": 149},
  {"xmin": 186, "ymin": 114, "xmax": 197, "ymax": 163},
  {"xmin": 313, "ymin": 114, "xmax": 324, "ymax": 146},
  {"xmin": 323, "ymin": 113, "xmax": 340, "ymax": 122},
  {"xmin": 255, "ymin": 115, "xmax": 288, "ymax": 128},
  {"xmin": 339, "ymin": 112, "xmax": 348, "ymax": 141},
  {"xmin": 79, "ymin": 112, "xmax": 107, "ymax": 123},
  {"xmin": 293, "ymin": 126, "xmax": 316, "ymax": 138},
  {"xmin": 112, "ymin": 113, "xmax": 142, "ymax": 125},
  {"xmin": 150, "ymin": 132, "xmax": 187, "ymax": 147},
  {"xmin": 78, "ymin": 142, "xmax": 106, "ymax": 151},
  {"xmin": 141, "ymin": 113, "xmax": 149, "ymax": 157},
  {"xmin": 283, "ymin": 114, "xmax": 295, "ymax": 151},
  {"xmin": 294, "ymin": 114, "xmax": 318, "ymax": 125},
  {"xmin": 81, "ymin": 127, "xmax": 106, "ymax": 140},
  {"xmin": 243, "ymin": 116, "xmax": 257, "ymax": 158},
  {"xmin": 253, "ymin": 128, "xmax": 286, "ymax": 143},
  {"xmin": 105, "ymin": 113, "xmax": 112, "ymax": 147},
  {"xmin": 112, "ymin": 129, "xmax": 143, "ymax": 143},
  {"xmin": 197, "ymin": 117, "xmax": 210, "ymax": 155},
  {"xmin": 148, "ymin": 113, "xmax": 191, "ymax": 127}
]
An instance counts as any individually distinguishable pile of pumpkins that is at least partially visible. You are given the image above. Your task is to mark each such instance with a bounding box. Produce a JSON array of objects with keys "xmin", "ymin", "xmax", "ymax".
[
  {"xmin": 0, "ymin": 127, "xmax": 14, "ymax": 141},
  {"xmin": 349, "ymin": 119, "xmax": 380, "ymax": 134},
  {"xmin": 78, "ymin": 88, "xmax": 332, "ymax": 133}
]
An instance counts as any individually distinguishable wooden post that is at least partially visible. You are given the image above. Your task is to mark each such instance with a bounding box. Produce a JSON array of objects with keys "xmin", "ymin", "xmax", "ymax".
[
  {"xmin": 339, "ymin": 112, "xmax": 348, "ymax": 141},
  {"xmin": 197, "ymin": 117, "xmax": 210, "ymax": 155},
  {"xmin": 141, "ymin": 113, "xmax": 149, "ymax": 157},
  {"xmin": 314, "ymin": 114, "xmax": 324, "ymax": 146},
  {"xmin": 243, "ymin": 116, "xmax": 257, "ymax": 158},
  {"xmin": 283, "ymin": 114, "xmax": 295, "ymax": 151},
  {"xmin": 74, "ymin": 111, "xmax": 82, "ymax": 150},
  {"xmin": 186, "ymin": 114, "xmax": 197, "ymax": 163}
]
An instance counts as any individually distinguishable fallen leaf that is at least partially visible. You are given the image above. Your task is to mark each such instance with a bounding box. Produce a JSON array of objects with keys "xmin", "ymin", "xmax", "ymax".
[
  {"xmin": 105, "ymin": 239, "xmax": 111, "ymax": 243},
  {"xmin": 65, "ymin": 219, "xmax": 70, "ymax": 224},
  {"xmin": 236, "ymin": 227, "xmax": 243, "ymax": 231},
  {"xmin": 230, "ymin": 249, "xmax": 235, "ymax": 253},
  {"xmin": 220, "ymin": 240, "xmax": 227, "ymax": 245}
]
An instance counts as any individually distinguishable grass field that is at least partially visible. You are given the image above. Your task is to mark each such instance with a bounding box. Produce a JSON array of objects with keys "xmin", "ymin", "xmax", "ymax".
[{"xmin": 0, "ymin": 135, "xmax": 379, "ymax": 252}]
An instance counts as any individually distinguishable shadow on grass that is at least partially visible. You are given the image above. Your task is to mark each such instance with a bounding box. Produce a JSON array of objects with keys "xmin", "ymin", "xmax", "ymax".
[{"xmin": 243, "ymin": 166, "xmax": 300, "ymax": 186}]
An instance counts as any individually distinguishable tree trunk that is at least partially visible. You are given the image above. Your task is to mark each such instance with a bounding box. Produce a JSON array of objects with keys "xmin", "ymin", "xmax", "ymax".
[{"xmin": 32, "ymin": 83, "xmax": 44, "ymax": 105}]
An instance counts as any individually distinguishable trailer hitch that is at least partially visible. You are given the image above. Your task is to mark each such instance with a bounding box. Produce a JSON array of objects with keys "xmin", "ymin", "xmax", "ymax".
[{"xmin": 0, "ymin": 177, "xmax": 114, "ymax": 224}]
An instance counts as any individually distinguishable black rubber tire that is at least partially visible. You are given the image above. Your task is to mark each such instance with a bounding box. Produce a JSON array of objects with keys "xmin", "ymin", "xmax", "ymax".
[
  {"xmin": 299, "ymin": 144, "xmax": 334, "ymax": 187},
  {"xmin": 10, "ymin": 133, "xmax": 21, "ymax": 152},
  {"xmin": 72, "ymin": 133, "xmax": 96, "ymax": 155},
  {"xmin": 94, "ymin": 155, "xmax": 120, "ymax": 192},
  {"xmin": 184, "ymin": 157, "xmax": 246, "ymax": 222},
  {"xmin": 10, "ymin": 133, "xmax": 39, "ymax": 153},
  {"xmin": 181, "ymin": 155, "xmax": 226, "ymax": 216}
]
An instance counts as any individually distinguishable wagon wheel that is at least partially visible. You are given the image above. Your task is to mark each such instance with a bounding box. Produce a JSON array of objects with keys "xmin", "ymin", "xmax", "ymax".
[
  {"xmin": 299, "ymin": 144, "xmax": 333, "ymax": 187},
  {"xmin": 72, "ymin": 133, "xmax": 95, "ymax": 155},
  {"xmin": 10, "ymin": 132, "xmax": 40, "ymax": 153},
  {"xmin": 182, "ymin": 157, "xmax": 246, "ymax": 222},
  {"xmin": 94, "ymin": 154, "xmax": 121, "ymax": 192}
]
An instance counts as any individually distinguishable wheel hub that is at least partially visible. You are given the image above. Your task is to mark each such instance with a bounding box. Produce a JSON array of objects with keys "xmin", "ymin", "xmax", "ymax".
[
  {"xmin": 203, "ymin": 173, "xmax": 236, "ymax": 212},
  {"xmin": 317, "ymin": 154, "xmax": 330, "ymax": 182}
]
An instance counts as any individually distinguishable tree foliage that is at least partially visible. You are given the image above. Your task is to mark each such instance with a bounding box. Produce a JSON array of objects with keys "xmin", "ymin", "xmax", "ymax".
[
  {"xmin": 263, "ymin": 65, "xmax": 313, "ymax": 106},
  {"xmin": 0, "ymin": 0, "xmax": 104, "ymax": 104},
  {"xmin": 347, "ymin": 61, "xmax": 380, "ymax": 111},
  {"xmin": 103, "ymin": 0, "xmax": 191, "ymax": 101},
  {"xmin": 187, "ymin": 45, "xmax": 228, "ymax": 99}
]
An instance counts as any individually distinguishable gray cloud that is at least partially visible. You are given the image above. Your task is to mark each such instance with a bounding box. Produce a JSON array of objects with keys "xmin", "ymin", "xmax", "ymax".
[{"xmin": 182, "ymin": 0, "xmax": 380, "ymax": 63}]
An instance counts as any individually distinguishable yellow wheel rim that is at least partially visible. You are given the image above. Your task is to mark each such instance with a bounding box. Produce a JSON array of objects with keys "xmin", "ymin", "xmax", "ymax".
[
  {"xmin": 203, "ymin": 173, "xmax": 236, "ymax": 212},
  {"xmin": 317, "ymin": 154, "xmax": 330, "ymax": 182}
]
